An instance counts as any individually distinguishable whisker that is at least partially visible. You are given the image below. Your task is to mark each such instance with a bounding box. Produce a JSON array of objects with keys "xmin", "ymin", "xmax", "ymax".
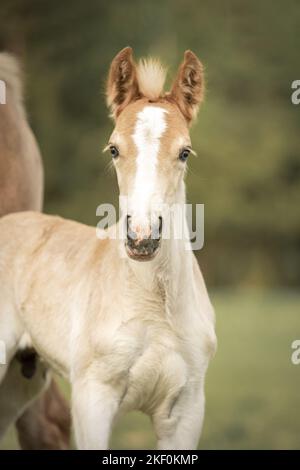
[{"xmin": 103, "ymin": 144, "xmax": 110, "ymax": 153}]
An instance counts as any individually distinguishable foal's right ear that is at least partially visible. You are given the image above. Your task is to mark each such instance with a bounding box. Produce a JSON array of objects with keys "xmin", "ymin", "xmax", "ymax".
[{"xmin": 106, "ymin": 47, "xmax": 140, "ymax": 120}]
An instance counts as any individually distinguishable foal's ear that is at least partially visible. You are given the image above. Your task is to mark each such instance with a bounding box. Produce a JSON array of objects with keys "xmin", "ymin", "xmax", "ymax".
[
  {"xmin": 106, "ymin": 47, "xmax": 140, "ymax": 119},
  {"xmin": 169, "ymin": 50, "xmax": 204, "ymax": 124}
]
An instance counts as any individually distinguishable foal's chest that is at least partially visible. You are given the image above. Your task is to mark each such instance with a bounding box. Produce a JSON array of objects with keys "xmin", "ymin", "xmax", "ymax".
[{"xmin": 95, "ymin": 314, "xmax": 189, "ymax": 414}]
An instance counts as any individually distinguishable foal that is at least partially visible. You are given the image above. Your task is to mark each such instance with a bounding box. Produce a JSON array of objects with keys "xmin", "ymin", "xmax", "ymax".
[{"xmin": 0, "ymin": 48, "xmax": 216, "ymax": 449}]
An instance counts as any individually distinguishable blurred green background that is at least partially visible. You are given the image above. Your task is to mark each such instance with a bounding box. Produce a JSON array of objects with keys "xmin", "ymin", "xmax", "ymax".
[{"xmin": 1, "ymin": 0, "xmax": 300, "ymax": 449}]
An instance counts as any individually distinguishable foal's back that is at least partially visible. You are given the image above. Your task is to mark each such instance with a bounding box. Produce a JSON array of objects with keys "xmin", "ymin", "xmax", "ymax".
[{"xmin": 0, "ymin": 53, "xmax": 43, "ymax": 215}]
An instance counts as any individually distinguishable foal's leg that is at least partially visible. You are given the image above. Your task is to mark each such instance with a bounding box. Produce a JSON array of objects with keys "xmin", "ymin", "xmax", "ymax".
[
  {"xmin": 153, "ymin": 384, "xmax": 205, "ymax": 450},
  {"xmin": 72, "ymin": 377, "xmax": 119, "ymax": 450}
]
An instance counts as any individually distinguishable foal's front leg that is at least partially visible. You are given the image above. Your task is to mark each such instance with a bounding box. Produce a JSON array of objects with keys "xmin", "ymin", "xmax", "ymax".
[
  {"xmin": 154, "ymin": 384, "xmax": 205, "ymax": 450},
  {"xmin": 72, "ymin": 376, "xmax": 119, "ymax": 450}
]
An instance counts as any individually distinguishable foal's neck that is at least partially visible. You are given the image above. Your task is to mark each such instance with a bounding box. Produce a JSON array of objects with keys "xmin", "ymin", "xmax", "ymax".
[{"xmin": 127, "ymin": 183, "xmax": 194, "ymax": 296}]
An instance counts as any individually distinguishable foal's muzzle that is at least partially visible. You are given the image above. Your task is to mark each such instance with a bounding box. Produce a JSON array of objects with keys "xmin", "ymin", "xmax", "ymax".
[{"xmin": 125, "ymin": 215, "xmax": 162, "ymax": 261}]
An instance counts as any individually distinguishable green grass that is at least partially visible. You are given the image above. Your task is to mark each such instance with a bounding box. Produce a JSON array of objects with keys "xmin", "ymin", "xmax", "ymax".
[{"xmin": 1, "ymin": 289, "xmax": 300, "ymax": 449}]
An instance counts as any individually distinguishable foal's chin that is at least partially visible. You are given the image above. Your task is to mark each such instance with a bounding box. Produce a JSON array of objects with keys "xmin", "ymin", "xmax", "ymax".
[{"xmin": 125, "ymin": 244, "xmax": 160, "ymax": 262}]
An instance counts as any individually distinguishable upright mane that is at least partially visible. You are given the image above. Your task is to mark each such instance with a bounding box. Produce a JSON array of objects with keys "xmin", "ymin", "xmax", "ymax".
[
  {"xmin": 107, "ymin": 47, "xmax": 204, "ymax": 122},
  {"xmin": 137, "ymin": 58, "xmax": 167, "ymax": 101}
]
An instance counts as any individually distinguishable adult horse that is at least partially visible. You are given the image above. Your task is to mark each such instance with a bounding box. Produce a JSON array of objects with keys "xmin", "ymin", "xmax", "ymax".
[
  {"xmin": 0, "ymin": 48, "xmax": 216, "ymax": 449},
  {"xmin": 0, "ymin": 53, "xmax": 70, "ymax": 449}
]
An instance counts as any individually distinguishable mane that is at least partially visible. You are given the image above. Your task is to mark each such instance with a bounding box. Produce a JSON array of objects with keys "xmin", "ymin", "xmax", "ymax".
[
  {"xmin": 0, "ymin": 53, "xmax": 23, "ymax": 106},
  {"xmin": 137, "ymin": 58, "xmax": 167, "ymax": 101}
]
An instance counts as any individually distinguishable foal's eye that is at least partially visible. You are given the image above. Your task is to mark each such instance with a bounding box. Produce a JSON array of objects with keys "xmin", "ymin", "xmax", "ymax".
[
  {"xmin": 179, "ymin": 148, "xmax": 190, "ymax": 162},
  {"xmin": 109, "ymin": 145, "xmax": 119, "ymax": 158}
]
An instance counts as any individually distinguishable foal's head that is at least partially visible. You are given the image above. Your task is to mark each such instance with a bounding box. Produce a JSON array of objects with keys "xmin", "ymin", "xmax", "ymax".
[{"xmin": 105, "ymin": 47, "xmax": 204, "ymax": 261}]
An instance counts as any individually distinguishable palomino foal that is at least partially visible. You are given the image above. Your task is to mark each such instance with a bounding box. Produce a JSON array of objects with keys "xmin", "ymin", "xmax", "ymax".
[{"xmin": 0, "ymin": 48, "xmax": 216, "ymax": 449}]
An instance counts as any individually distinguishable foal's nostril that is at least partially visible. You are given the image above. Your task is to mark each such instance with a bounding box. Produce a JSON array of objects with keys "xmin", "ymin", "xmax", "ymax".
[
  {"xmin": 125, "ymin": 214, "xmax": 162, "ymax": 258},
  {"xmin": 158, "ymin": 216, "xmax": 163, "ymax": 236},
  {"xmin": 126, "ymin": 215, "xmax": 137, "ymax": 241},
  {"xmin": 151, "ymin": 216, "xmax": 163, "ymax": 240}
]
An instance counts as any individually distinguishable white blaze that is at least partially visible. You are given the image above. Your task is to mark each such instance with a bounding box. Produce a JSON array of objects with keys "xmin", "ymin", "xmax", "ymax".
[{"xmin": 131, "ymin": 106, "xmax": 167, "ymax": 230}]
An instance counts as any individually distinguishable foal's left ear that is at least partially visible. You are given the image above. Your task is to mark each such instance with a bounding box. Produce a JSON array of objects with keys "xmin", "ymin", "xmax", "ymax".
[
  {"xmin": 169, "ymin": 50, "xmax": 204, "ymax": 124},
  {"xmin": 106, "ymin": 47, "xmax": 140, "ymax": 120}
]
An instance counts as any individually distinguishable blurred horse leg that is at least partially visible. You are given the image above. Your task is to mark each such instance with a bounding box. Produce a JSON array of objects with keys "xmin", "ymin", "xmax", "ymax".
[
  {"xmin": 16, "ymin": 379, "xmax": 71, "ymax": 450},
  {"xmin": 0, "ymin": 352, "xmax": 49, "ymax": 443},
  {"xmin": 0, "ymin": 52, "xmax": 70, "ymax": 449}
]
